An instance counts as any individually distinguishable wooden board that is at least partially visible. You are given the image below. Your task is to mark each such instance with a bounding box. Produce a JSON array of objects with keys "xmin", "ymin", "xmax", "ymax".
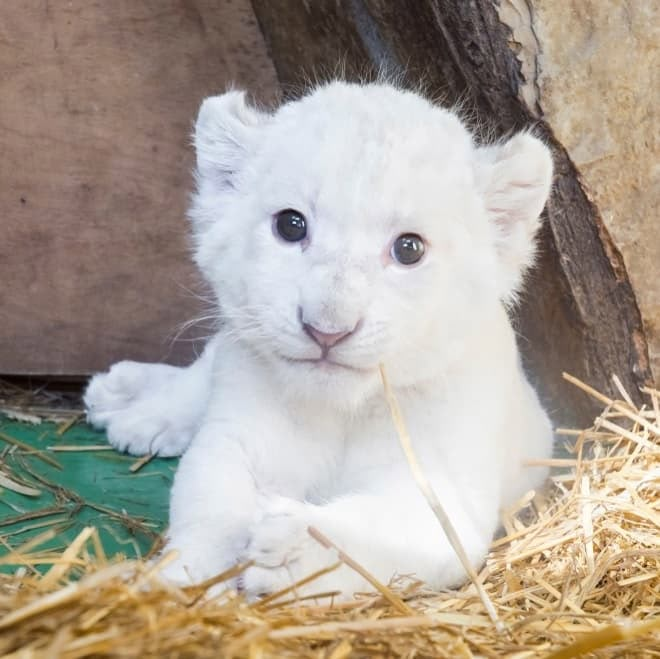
[{"xmin": 0, "ymin": 0, "xmax": 278, "ymax": 375}]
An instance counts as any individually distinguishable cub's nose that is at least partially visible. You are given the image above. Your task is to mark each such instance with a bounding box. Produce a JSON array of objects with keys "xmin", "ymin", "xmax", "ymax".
[{"xmin": 302, "ymin": 322, "xmax": 353, "ymax": 349}]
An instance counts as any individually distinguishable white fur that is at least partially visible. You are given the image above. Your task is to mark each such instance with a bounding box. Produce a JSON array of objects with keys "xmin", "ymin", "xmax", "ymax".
[{"xmin": 85, "ymin": 81, "xmax": 554, "ymax": 600}]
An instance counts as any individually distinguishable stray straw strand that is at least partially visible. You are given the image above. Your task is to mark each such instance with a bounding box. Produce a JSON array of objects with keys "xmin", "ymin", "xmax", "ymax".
[
  {"xmin": 378, "ymin": 363, "xmax": 505, "ymax": 634},
  {"xmin": 308, "ymin": 526, "xmax": 414, "ymax": 616}
]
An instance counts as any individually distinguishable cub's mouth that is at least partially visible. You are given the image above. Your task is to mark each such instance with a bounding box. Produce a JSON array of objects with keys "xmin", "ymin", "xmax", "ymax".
[{"xmin": 279, "ymin": 354, "xmax": 372, "ymax": 375}]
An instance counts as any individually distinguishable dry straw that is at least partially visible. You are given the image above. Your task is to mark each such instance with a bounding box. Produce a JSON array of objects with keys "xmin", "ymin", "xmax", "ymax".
[{"xmin": 0, "ymin": 374, "xmax": 659, "ymax": 657}]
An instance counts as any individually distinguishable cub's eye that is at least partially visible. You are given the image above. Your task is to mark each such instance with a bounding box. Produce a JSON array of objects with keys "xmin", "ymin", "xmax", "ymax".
[
  {"xmin": 391, "ymin": 233, "xmax": 425, "ymax": 265},
  {"xmin": 275, "ymin": 209, "xmax": 307, "ymax": 242}
]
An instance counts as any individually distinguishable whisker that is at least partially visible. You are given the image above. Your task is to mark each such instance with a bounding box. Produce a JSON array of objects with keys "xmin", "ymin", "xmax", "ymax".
[
  {"xmin": 173, "ymin": 280, "xmax": 217, "ymax": 305},
  {"xmin": 167, "ymin": 307, "xmax": 222, "ymax": 347}
]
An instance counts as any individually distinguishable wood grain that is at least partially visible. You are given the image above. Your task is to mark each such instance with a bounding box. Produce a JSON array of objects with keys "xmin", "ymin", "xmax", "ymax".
[{"xmin": 0, "ymin": 0, "xmax": 278, "ymax": 375}]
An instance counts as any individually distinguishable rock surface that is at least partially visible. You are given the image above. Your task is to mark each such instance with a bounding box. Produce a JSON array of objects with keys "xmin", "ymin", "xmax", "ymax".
[{"xmin": 500, "ymin": 0, "xmax": 659, "ymax": 381}]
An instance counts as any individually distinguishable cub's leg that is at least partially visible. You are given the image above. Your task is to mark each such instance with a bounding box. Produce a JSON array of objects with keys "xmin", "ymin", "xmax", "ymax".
[
  {"xmin": 158, "ymin": 429, "xmax": 260, "ymax": 585},
  {"xmin": 84, "ymin": 337, "xmax": 218, "ymax": 456},
  {"xmin": 240, "ymin": 465, "xmax": 500, "ymax": 600}
]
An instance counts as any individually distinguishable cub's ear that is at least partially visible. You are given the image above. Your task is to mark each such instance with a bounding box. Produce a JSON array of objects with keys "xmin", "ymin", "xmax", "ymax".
[
  {"xmin": 194, "ymin": 90, "xmax": 267, "ymax": 187},
  {"xmin": 476, "ymin": 132, "xmax": 554, "ymax": 302}
]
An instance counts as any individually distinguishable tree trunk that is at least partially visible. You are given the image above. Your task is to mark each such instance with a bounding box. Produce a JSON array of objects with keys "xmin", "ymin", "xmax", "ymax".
[{"xmin": 250, "ymin": 0, "xmax": 652, "ymax": 427}]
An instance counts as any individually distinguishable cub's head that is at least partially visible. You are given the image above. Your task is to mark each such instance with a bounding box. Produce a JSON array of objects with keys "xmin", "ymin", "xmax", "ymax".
[{"xmin": 190, "ymin": 82, "xmax": 553, "ymax": 407}]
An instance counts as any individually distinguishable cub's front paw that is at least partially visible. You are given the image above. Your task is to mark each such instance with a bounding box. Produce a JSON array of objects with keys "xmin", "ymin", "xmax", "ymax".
[
  {"xmin": 155, "ymin": 539, "xmax": 239, "ymax": 594},
  {"xmin": 241, "ymin": 497, "xmax": 335, "ymax": 599},
  {"xmin": 84, "ymin": 361, "xmax": 198, "ymax": 457}
]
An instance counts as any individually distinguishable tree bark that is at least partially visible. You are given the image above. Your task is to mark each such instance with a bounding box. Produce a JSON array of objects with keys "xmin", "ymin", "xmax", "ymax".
[{"xmin": 251, "ymin": 0, "xmax": 652, "ymax": 426}]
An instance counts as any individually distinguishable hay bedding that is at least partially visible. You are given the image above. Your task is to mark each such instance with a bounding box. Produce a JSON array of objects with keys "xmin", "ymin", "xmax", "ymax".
[{"xmin": 0, "ymin": 374, "xmax": 659, "ymax": 658}]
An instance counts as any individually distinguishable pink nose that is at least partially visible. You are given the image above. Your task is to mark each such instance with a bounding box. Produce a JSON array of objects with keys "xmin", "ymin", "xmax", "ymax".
[{"xmin": 303, "ymin": 323, "xmax": 353, "ymax": 349}]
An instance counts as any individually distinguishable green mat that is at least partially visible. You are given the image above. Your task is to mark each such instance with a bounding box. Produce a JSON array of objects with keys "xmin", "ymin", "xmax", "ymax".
[{"xmin": 0, "ymin": 417, "xmax": 176, "ymax": 572}]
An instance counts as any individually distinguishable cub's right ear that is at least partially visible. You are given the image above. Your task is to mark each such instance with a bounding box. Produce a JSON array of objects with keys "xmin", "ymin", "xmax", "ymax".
[{"xmin": 194, "ymin": 91, "xmax": 267, "ymax": 188}]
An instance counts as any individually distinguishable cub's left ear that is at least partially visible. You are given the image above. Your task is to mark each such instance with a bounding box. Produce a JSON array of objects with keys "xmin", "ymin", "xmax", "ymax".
[{"xmin": 476, "ymin": 132, "xmax": 554, "ymax": 301}]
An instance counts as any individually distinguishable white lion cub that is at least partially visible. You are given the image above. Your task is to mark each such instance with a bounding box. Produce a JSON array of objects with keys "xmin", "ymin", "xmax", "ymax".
[{"xmin": 85, "ymin": 81, "xmax": 554, "ymax": 599}]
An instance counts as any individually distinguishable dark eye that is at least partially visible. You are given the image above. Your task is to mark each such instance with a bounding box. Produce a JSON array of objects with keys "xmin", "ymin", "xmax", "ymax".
[
  {"xmin": 391, "ymin": 233, "xmax": 425, "ymax": 265},
  {"xmin": 275, "ymin": 209, "xmax": 307, "ymax": 242}
]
